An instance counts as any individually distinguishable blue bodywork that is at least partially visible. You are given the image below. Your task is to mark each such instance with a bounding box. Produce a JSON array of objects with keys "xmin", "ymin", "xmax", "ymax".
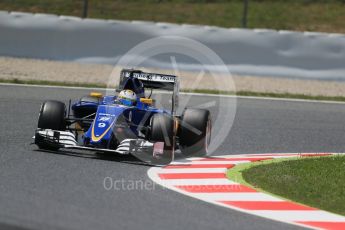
[
  {"xmin": 34, "ymin": 69, "xmax": 180, "ymax": 164},
  {"xmin": 68, "ymin": 70, "xmax": 179, "ymax": 151},
  {"xmin": 72, "ymin": 95, "xmax": 169, "ymax": 149}
]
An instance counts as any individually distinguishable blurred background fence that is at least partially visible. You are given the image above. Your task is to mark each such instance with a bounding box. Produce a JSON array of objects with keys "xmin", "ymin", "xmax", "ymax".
[{"xmin": 0, "ymin": 0, "xmax": 344, "ymax": 33}]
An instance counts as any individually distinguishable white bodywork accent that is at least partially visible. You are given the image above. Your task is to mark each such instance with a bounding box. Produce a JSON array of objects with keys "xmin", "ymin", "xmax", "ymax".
[
  {"xmin": 35, "ymin": 129, "xmax": 77, "ymax": 146},
  {"xmin": 34, "ymin": 129, "xmax": 154, "ymax": 155}
]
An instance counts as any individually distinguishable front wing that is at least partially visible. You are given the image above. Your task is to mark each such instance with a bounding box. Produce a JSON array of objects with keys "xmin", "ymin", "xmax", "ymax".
[{"xmin": 34, "ymin": 129, "xmax": 158, "ymax": 156}]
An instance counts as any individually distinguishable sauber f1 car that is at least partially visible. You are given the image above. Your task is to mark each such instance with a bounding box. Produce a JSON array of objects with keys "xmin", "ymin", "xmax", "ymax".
[{"xmin": 34, "ymin": 69, "xmax": 212, "ymax": 165}]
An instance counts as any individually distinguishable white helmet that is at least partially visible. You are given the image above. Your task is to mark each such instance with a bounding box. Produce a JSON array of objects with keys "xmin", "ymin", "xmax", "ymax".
[{"xmin": 118, "ymin": 89, "xmax": 137, "ymax": 106}]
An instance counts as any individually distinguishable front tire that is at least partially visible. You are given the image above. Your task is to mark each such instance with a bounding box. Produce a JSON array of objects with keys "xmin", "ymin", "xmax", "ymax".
[
  {"xmin": 37, "ymin": 100, "xmax": 66, "ymax": 150},
  {"xmin": 179, "ymin": 109, "xmax": 211, "ymax": 157},
  {"xmin": 38, "ymin": 100, "xmax": 66, "ymax": 130},
  {"xmin": 150, "ymin": 113, "xmax": 175, "ymax": 165}
]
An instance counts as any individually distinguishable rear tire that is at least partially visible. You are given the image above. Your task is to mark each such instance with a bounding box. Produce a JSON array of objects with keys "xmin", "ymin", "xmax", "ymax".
[
  {"xmin": 150, "ymin": 113, "xmax": 175, "ymax": 165},
  {"xmin": 179, "ymin": 109, "xmax": 211, "ymax": 157},
  {"xmin": 37, "ymin": 100, "xmax": 66, "ymax": 150}
]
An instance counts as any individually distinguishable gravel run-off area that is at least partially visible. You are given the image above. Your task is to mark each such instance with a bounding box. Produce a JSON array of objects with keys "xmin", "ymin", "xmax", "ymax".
[{"xmin": 1, "ymin": 56, "xmax": 345, "ymax": 97}]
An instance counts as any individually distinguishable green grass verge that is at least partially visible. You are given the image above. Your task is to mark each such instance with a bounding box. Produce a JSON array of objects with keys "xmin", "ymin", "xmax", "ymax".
[
  {"xmin": 240, "ymin": 155, "xmax": 345, "ymax": 216},
  {"xmin": 226, "ymin": 156, "xmax": 309, "ymax": 203},
  {"xmin": 227, "ymin": 156, "xmax": 300, "ymax": 188},
  {"xmin": 185, "ymin": 89, "xmax": 345, "ymax": 102},
  {"xmin": 0, "ymin": 78, "xmax": 106, "ymax": 88},
  {"xmin": 2, "ymin": 78, "xmax": 345, "ymax": 102},
  {"xmin": 0, "ymin": 0, "xmax": 345, "ymax": 33}
]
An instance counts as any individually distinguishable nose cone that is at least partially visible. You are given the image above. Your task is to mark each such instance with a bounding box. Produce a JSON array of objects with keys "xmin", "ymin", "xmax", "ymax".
[{"xmin": 91, "ymin": 105, "xmax": 126, "ymax": 143}]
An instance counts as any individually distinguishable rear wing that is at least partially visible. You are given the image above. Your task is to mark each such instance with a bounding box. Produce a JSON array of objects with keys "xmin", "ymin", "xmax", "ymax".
[
  {"xmin": 119, "ymin": 69, "xmax": 180, "ymax": 115},
  {"xmin": 120, "ymin": 69, "xmax": 178, "ymax": 90}
]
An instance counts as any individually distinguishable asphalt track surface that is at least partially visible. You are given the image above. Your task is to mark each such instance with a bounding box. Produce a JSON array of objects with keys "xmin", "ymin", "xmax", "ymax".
[{"xmin": 1, "ymin": 84, "xmax": 345, "ymax": 230}]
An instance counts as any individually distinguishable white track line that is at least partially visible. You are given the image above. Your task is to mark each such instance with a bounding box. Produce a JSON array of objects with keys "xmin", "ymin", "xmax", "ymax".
[
  {"xmin": 2, "ymin": 82, "xmax": 345, "ymax": 104},
  {"xmin": 158, "ymin": 168, "xmax": 228, "ymax": 173},
  {"xmin": 192, "ymin": 193, "xmax": 283, "ymax": 202},
  {"xmin": 167, "ymin": 160, "xmax": 251, "ymax": 165},
  {"xmin": 253, "ymin": 210, "xmax": 345, "ymax": 222},
  {"xmin": 159, "ymin": 178, "xmax": 238, "ymax": 186}
]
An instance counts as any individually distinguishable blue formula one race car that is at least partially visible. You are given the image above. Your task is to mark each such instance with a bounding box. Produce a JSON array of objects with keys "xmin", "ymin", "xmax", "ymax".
[{"xmin": 34, "ymin": 69, "xmax": 212, "ymax": 165}]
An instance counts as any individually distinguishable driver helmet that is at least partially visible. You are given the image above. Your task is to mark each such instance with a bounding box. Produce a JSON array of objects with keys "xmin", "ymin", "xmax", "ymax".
[{"xmin": 118, "ymin": 89, "xmax": 137, "ymax": 106}]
